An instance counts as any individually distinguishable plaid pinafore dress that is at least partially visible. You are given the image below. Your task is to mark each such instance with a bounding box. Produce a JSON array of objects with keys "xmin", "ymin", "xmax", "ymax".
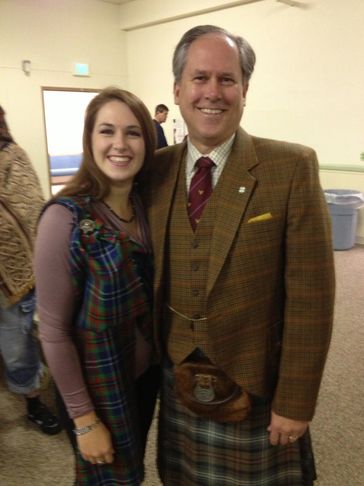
[{"xmin": 54, "ymin": 196, "xmax": 154, "ymax": 485}]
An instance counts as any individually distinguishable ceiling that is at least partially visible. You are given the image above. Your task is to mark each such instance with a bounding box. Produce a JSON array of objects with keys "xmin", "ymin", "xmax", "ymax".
[{"xmin": 97, "ymin": 0, "xmax": 136, "ymax": 4}]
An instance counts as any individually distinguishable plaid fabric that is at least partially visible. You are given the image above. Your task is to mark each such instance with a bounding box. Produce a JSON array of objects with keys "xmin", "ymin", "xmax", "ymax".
[
  {"xmin": 50, "ymin": 197, "xmax": 154, "ymax": 485},
  {"xmin": 54, "ymin": 197, "xmax": 151, "ymax": 333},
  {"xmin": 186, "ymin": 133, "xmax": 234, "ymax": 188},
  {"xmin": 158, "ymin": 364, "xmax": 316, "ymax": 486},
  {"xmin": 75, "ymin": 326, "xmax": 143, "ymax": 485}
]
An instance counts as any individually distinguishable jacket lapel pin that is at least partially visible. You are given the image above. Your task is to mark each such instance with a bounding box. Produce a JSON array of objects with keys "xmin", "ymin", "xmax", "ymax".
[{"xmin": 238, "ymin": 186, "xmax": 246, "ymax": 193}]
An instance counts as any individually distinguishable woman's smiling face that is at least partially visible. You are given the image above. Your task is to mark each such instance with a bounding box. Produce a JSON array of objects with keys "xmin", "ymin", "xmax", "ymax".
[{"xmin": 91, "ymin": 99, "xmax": 145, "ymax": 188}]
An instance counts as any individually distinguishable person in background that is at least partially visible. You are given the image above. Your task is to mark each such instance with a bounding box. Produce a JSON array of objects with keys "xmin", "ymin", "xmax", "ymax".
[
  {"xmin": 34, "ymin": 87, "xmax": 160, "ymax": 485},
  {"xmin": 153, "ymin": 103, "xmax": 169, "ymax": 148},
  {"xmin": 0, "ymin": 105, "xmax": 61, "ymax": 435},
  {"xmin": 143, "ymin": 25, "xmax": 335, "ymax": 485}
]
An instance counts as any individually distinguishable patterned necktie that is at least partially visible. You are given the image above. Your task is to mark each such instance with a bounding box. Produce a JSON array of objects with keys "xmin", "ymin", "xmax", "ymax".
[{"xmin": 188, "ymin": 157, "xmax": 215, "ymax": 231}]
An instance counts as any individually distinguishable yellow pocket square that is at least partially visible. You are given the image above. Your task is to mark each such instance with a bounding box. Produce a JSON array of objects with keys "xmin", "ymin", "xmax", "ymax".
[{"xmin": 247, "ymin": 212, "xmax": 273, "ymax": 223}]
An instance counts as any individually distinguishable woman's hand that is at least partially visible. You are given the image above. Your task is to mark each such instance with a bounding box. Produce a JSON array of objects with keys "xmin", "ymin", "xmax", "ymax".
[
  {"xmin": 77, "ymin": 422, "xmax": 115, "ymax": 464},
  {"xmin": 74, "ymin": 413, "xmax": 115, "ymax": 465}
]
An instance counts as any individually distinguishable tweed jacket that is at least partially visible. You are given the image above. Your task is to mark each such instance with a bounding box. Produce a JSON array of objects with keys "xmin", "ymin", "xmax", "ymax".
[{"xmin": 144, "ymin": 128, "xmax": 335, "ymax": 421}]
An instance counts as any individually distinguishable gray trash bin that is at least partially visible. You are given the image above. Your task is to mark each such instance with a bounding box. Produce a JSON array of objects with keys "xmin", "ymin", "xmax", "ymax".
[{"xmin": 324, "ymin": 189, "xmax": 364, "ymax": 250}]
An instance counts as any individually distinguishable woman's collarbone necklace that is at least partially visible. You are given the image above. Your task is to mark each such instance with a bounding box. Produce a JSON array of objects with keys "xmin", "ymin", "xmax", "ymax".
[{"xmin": 105, "ymin": 202, "xmax": 135, "ymax": 224}]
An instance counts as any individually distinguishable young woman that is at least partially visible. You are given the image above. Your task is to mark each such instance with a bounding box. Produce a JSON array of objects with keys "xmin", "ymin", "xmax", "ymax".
[{"xmin": 34, "ymin": 87, "xmax": 159, "ymax": 485}]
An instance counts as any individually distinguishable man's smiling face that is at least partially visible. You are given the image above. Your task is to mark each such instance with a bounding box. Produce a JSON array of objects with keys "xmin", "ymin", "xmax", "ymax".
[{"xmin": 174, "ymin": 33, "xmax": 248, "ymax": 153}]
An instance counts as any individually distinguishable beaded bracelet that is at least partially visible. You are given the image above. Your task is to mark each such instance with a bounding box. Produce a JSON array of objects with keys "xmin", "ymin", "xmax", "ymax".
[{"xmin": 73, "ymin": 418, "xmax": 101, "ymax": 436}]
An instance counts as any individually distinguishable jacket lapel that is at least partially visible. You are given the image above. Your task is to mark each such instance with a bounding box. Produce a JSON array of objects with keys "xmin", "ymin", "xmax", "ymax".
[
  {"xmin": 206, "ymin": 128, "xmax": 259, "ymax": 296},
  {"xmin": 150, "ymin": 143, "xmax": 186, "ymax": 305}
]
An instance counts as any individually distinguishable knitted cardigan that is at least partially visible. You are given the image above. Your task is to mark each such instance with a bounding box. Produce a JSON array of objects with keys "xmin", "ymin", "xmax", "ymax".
[{"xmin": 0, "ymin": 142, "xmax": 44, "ymax": 307}]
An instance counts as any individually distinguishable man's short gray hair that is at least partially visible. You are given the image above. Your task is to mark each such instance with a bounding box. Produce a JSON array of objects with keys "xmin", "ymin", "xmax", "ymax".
[{"xmin": 172, "ymin": 25, "xmax": 256, "ymax": 84}]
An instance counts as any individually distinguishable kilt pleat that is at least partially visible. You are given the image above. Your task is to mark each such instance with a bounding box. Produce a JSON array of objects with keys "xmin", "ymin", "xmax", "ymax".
[{"xmin": 158, "ymin": 364, "xmax": 316, "ymax": 486}]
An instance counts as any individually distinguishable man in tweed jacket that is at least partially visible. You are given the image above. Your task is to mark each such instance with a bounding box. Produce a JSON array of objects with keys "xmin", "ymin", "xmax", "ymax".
[{"xmin": 145, "ymin": 25, "xmax": 335, "ymax": 485}]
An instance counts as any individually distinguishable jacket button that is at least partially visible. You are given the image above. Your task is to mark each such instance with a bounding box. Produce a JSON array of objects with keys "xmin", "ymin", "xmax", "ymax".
[
  {"xmin": 191, "ymin": 262, "xmax": 199, "ymax": 271},
  {"xmin": 192, "ymin": 313, "xmax": 201, "ymax": 320},
  {"xmin": 192, "ymin": 289, "xmax": 199, "ymax": 296},
  {"xmin": 191, "ymin": 240, "xmax": 199, "ymax": 248}
]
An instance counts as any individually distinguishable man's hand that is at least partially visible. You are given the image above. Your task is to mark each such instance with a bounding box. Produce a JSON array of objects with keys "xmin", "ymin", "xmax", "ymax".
[{"xmin": 267, "ymin": 410, "xmax": 309, "ymax": 446}]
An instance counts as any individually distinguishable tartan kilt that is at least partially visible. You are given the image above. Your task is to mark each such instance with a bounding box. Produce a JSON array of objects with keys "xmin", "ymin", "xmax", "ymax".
[{"xmin": 158, "ymin": 364, "xmax": 316, "ymax": 486}]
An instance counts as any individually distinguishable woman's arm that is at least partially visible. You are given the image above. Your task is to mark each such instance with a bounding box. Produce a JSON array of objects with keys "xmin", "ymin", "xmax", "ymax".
[
  {"xmin": 34, "ymin": 203, "xmax": 115, "ymax": 463},
  {"xmin": 34, "ymin": 203, "xmax": 94, "ymax": 418}
]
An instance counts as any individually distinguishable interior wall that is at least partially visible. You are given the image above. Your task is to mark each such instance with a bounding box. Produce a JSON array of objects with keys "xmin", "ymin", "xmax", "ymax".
[
  {"xmin": 1, "ymin": 0, "xmax": 363, "ymax": 241},
  {"xmin": 124, "ymin": 0, "xmax": 364, "ymax": 241},
  {"xmin": 124, "ymin": 0, "xmax": 364, "ymax": 166},
  {"xmin": 0, "ymin": 0, "xmax": 127, "ymax": 197}
]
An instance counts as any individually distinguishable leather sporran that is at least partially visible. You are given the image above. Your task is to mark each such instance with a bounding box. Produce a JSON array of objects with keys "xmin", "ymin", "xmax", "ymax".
[{"xmin": 174, "ymin": 358, "xmax": 251, "ymax": 423}]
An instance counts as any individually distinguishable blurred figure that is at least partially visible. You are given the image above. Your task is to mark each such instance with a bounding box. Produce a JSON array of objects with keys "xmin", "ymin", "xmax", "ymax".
[
  {"xmin": 34, "ymin": 87, "xmax": 160, "ymax": 485},
  {"xmin": 0, "ymin": 105, "xmax": 61, "ymax": 435},
  {"xmin": 153, "ymin": 103, "xmax": 169, "ymax": 148}
]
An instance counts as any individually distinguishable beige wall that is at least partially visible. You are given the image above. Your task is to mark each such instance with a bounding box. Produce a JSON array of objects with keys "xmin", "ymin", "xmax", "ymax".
[
  {"xmin": 1, "ymin": 0, "xmax": 363, "ymax": 241},
  {"xmin": 0, "ymin": 0, "xmax": 127, "ymax": 197},
  {"xmin": 124, "ymin": 0, "xmax": 364, "ymax": 165},
  {"xmin": 123, "ymin": 0, "xmax": 364, "ymax": 242}
]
